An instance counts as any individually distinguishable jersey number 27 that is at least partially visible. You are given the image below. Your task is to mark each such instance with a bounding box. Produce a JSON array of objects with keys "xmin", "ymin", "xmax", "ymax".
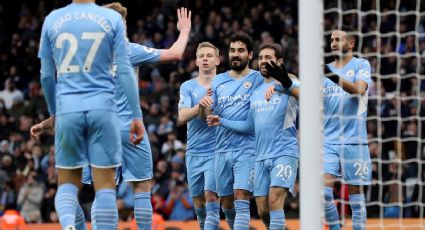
[{"xmin": 56, "ymin": 32, "xmax": 105, "ymax": 74}]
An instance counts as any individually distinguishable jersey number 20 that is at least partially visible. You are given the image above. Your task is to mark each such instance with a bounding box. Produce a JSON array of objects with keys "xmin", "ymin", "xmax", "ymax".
[{"xmin": 56, "ymin": 32, "xmax": 105, "ymax": 74}]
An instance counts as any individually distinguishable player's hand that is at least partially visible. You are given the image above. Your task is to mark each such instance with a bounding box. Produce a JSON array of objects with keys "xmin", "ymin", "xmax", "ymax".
[
  {"xmin": 199, "ymin": 95, "xmax": 213, "ymax": 108},
  {"xmin": 206, "ymin": 88, "xmax": 213, "ymax": 96},
  {"xmin": 30, "ymin": 123, "xmax": 44, "ymax": 140},
  {"xmin": 206, "ymin": 115, "xmax": 221, "ymax": 126},
  {"xmin": 265, "ymin": 85, "xmax": 278, "ymax": 101},
  {"xmin": 130, "ymin": 119, "xmax": 145, "ymax": 145},
  {"xmin": 323, "ymin": 64, "xmax": 332, "ymax": 77},
  {"xmin": 323, "ymin": 64, "xmax": 340, "ymax": 84},
  {"xmin": 177, "ymin": 7, "xmax": 191, "ymax": 33},
  {"xmin": 265, "ymin": 61, "xmax": 292, "ymax": 89},
  {"xmin": 30, "ymin": 116, "xmax": 55, "ymax": 140}
]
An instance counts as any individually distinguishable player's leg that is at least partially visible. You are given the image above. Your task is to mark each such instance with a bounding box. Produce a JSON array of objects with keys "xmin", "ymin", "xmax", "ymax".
[
  {"xmin": 268, "ymin": 188, "xmax": 287, "ymax": 230},
  {"xmin": 203, "ymin": 155, "xmax": 220, "ymax": 230},
  {"xmin": 255, "ymin": 196, "xmax": 269, "ymax": 229},
  {"xmin": 193, "ymin": 195, "xmax": 207, "ymax": 230},
  {"xmin": 215, "ymin": 152, "xmax": 236, "ymax": 230},
  {"xmin": 323, "ymin": 144, "xmax": 341, "ymax": 230},
  {"xmin": 204, "ymin": 191, "xmax": 219, "ymax": 230},
  {"xmin": 221, "ymin": 195, "xmax": 236, "ymax": 230},
  {"xmin": 54, "ymin": 112, "xmax": 87, "ymax": 230},
  {"xmin": 186, "ymin": 155, "xmax": 207, "ymax": 229},
  {"xmin": 268, "ymin": 156, "xmax": 298, "ymax": 230},
  {"xmin": 233, "ymin": 150, "xmax": 255, "ymax": 230},
  {"xmin": 254, "ymin": 160, "xmax": 270, "ymax": 229},
  {"xmin": 133, "ymin": 180, "xmax": 153, "ymax": 230},
  {"xmin": 56, "ymin": 169, "xmax": 85, "ymax": 230},
  {"xmin": 88, "ymin": 110, "xmax": 122, "ymax": 230},
  {"xmin": 74, "ymin": 166, "xmax": 90, "ymax": 230},
  {"xmin": 121, "ymin": 131, "xmax": 154, "ymax": 230},
  {"xmin": 342, "ymin": 144, "xmax": 371, "ymax": 230}
]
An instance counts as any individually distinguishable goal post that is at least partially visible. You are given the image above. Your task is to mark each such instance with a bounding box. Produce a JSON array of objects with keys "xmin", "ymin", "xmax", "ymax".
[{"xmin": 299, "ymin": 0, "xmax": 324, "ymax": 229}]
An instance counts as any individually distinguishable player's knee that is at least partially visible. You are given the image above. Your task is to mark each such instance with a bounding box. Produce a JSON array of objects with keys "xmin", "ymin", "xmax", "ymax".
[
  {"xmin": 205, "ymin": 191, "xmax": 218, "ymax": 202},
  {"xmin": 348, "ymin": 185, "xmax": 362, "ymax": 194},
  {"xmin": 234, "ymin": 189, "xmax": 250, "ymax": 200},
  {"xmin": 268, "ymin": 188, "xmax": 287, "ymax": 210},
  {"xmin": 192, "ymin": 196, "xmax": 206, "ymax": 208},
  {"xmin": 57, "ymin": 168, "xmax": 83, "ymax": 188},
  {"xmin": 220, "ymin": 196, "xmax": 234, "ymax": 209},
  {"xmin": 92, "ymin": 167, "xmax": 116, "ymax": 190},
  {"xmin": 133, "ymin": 180, "xmax": 151, "ymax": 193}
]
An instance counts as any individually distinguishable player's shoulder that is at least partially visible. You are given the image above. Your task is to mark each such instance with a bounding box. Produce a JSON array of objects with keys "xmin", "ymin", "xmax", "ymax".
[
  {"xmin": 44, "ymin": 6, "xmax": 66, "ymax": 22},
  {"xmin": 248, "ymin": 70, "xmax": 264, "ymax": 83},
  {"xmin": 353, "ymin": 57, "xmax": 371, "ymax": 66},
  {"xmin": 211, "ymin": 72, "xmax": 228, "ymax": 84},
  {"xmin": 181, "ymin": 78, "xmax": 200, "ymax": 90}
]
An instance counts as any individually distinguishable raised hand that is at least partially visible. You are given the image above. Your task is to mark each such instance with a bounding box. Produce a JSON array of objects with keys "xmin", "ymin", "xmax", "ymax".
[
  {"xmin": 176, "ymin": 7, "xmax": 191, "ymax": 33},
  {"xmin": 265, "ymin": 61, "xmax": 292, "ymax": 89}
]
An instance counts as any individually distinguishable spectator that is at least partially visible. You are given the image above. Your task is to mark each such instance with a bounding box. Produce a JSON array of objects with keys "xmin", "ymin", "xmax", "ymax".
[
  {"xmin": 165, "ymin": 180, "xmax": 194, "ymax": 220},
  {"xmin": 16, "ymin": 171, "xmax": 43, "ymax": 223},
  {"xmin": 161, "ymin": 132, "xmax": 184, "ymax": 157},
  {"xmin": 0, "ymin": 78, "xmax": 24, "ymax": 110},
  {"xmin": 41, "ymin": 183, "xmax": 56, "ymax": 222}
]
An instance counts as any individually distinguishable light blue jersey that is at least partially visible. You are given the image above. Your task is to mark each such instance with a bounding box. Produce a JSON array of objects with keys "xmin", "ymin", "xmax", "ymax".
[
  {"xmin": 323, "ymin": 57, "xmax": 371, "ymax": 144},
  {"xmin": 210, "ymin": 70, "xmax": 263, "ymax": 152},
  {"xmin": 178, "ymin": 79, "xmax": 215, "ymax": 156},
  {"xmin": 38, "ymin": 3, "xmax": 138, "ymax": 116},
  {"xmin": 221, "ymin": 80, "xmax": 299, "ymax": 161},
  {"xmin": 116, "ymin": 42, "xmax": 161, "ymax": 130},
  {"xmin": 82, "ymin": 43, "xmax": 161, "ymax": 183}
]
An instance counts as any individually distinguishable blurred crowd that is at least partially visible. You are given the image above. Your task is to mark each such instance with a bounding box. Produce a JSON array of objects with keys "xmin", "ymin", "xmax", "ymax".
[{"xmin": 0, "ymin": 0, "xmax": 424, "ymax": 224}]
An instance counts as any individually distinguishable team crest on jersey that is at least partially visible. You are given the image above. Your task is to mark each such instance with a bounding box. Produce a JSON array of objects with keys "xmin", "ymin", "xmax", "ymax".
[
  {"xmin": 346, "ymin": 69, "xmax": 355, "ymax": 77},
  {"xmin": 243, "ymin": 81, "xmax": 253, "ymax": 89}
]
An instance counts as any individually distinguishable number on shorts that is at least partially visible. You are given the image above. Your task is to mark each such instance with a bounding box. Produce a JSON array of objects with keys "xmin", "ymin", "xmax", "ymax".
[
  {"xmin": 56, "ymin": 32, "xmax": 106, "ymax": 74},
  {"xmin": 276, "ymin": 164, "xmax": 292, "ymax": 180},
  {"xmin": 353, "ymin": 161, "xmax": 369, "ymax": 176}
]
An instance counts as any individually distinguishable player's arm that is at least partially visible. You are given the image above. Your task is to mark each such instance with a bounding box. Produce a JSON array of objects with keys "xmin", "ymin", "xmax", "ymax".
[
  {"xmin": 159, "ymin": 7, "xmax": 191, "ymax": 62},
  {"xmin": 40, "ymin": 57, "xmax": 56, "ymax": 116},
  {"xmin": 178, "ymin": 106, "xmax": 200, "ymax": 125},
  {"xmin": 30, "ymin": 117, "xmax": 55, "ymax": 140},
  {"xmin": 177, "ymin": 83, "xmax": 198, "ymax": 125},
  {"xmin": 113, "ymin": 17, "xmax": 144, "ymax": 144},
  {"xmin": 272, "ymin": 74, "xmax": 299, "ymax": 99},
  {"xmin": 198, "ymin": 88, "xmax": 214, "ymax": 120},
  {"xmin": 38, "ymin": 19, "xmax": 56, "ymax": 116},
  {"xmin": 128, "ymin": 8, "xmax": 190, "ymax": 67},
  {"xmin": 324, "ymin": 61, "xmax": 370, "ymax": 95},
  {"xmin": 206, "ymin": 109, "xmax": 254, "ymax": 134}
]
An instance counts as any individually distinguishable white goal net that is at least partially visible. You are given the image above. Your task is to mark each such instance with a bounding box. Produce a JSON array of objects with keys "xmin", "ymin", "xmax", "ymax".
[{"xmin": 320, "ymin": 0, "xmax": 425, "ymax": 229}]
